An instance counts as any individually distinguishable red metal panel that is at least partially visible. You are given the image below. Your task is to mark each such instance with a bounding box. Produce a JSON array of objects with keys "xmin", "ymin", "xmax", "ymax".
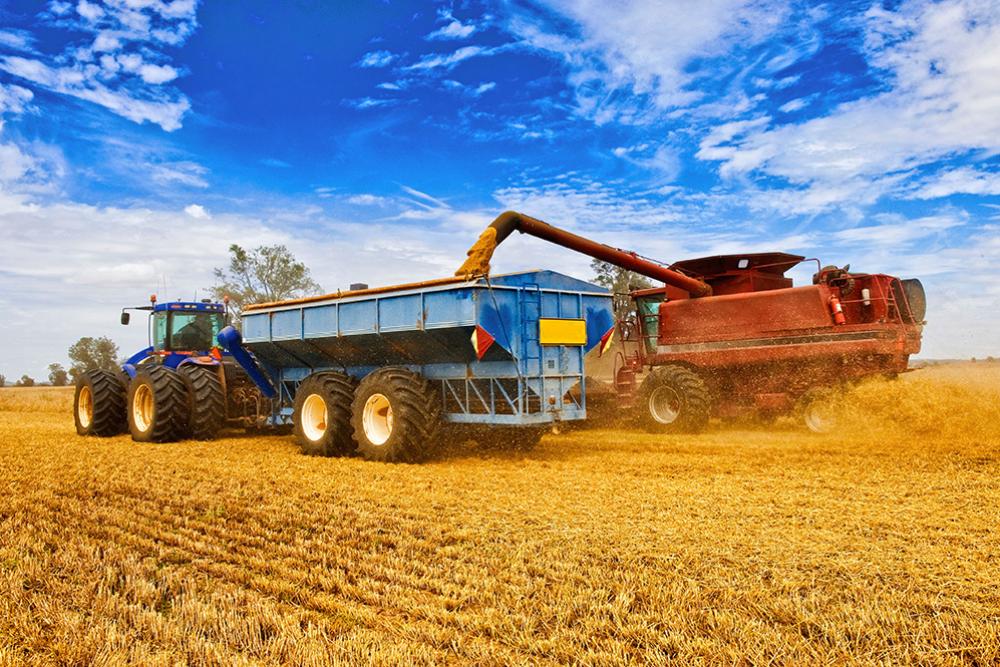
[{"xmin": 659, "ymin": 285, "xmax": 833, "ymax": 344}]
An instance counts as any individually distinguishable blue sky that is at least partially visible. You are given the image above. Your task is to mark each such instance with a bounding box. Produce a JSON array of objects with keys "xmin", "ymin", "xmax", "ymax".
[{"xmin": 0, "ymin": 0, "xmax": 998, "ymax": 379}]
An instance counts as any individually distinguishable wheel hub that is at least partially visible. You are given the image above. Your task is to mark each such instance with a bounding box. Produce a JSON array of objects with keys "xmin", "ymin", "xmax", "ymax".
[
  {"xmin": 133, "ymin": 384, "xmax": 153, "ymax": 433},
  {"xmin": 301, "ymin": 393, "xmax": 328, "ymax": 441},
  {"xmin": 648, "ymin": 386, "xmax": 681, "ymax": 424},
  {"xmin": 77, "ymin": 385, "xmax": 93, "ymax": 428},
  {"xmin": 363, "ymin": 393, "xmax": 393, "ymax": 445}
]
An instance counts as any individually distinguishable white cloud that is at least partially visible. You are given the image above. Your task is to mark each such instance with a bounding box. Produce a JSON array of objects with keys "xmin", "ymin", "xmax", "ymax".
[
  {"xmin": 405, "ymin": 45, "xmax": 494, "ymax": 71},
  {"xmin": 0, "ymin": 83, "xmax": 34, "ymax": 115},
  {"xmin": 0, "ymin": 0, "xmax": 198, "ymax": 131},
  {"xmin": 345, "ymin": 194, "xmax": 389, "ymax": 206},
  {"xmin": 908, "ymin": 167, "xmax": 1000, "ymax": 200},
  {"xmin": 150, "ymin": 160, "xmax": 208, "ymax": 188},
  {"xmin": 698, "ymin": 0, "xmax": 1000, "ymax": 211},
  {"xmin": 344, "ymin": 97, "xmax": 397, "ymax": 110},
  {"xmin": 508, "ymin": 0, "xmax": 793, "ymax": 122},
  {"xmin": 138, "ymin": 63, "xmax": 178, "ymax": 84},
  {"xmin": 184, "ymin": 203, "xmax": 210, "ymax": 219},
  {"xmin": 357, "ymin": 50, "xmax": 396, "ymax": 68},
  {"xmin": 778, "ymin": 97, "xmax": 808, "ymax": 113},
  {"xmin": 427, "ymin": 9, "xmax": 478, "ymax": 40}
]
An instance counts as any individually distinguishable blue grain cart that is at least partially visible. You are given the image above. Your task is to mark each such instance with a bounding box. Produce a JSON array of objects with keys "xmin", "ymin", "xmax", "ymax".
[{"xmin": 231, "ymin": 270, "xmax": 614, "ymax": 461}]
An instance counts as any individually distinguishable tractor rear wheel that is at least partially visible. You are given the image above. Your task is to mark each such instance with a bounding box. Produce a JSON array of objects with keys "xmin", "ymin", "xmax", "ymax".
[
  {"xmin": 350, "ymin": 368, "xmax": 442, "ymax": 463},
  {"xmin": 180, "ymin": 365, "xmax": 226, "ymax": 440},
  {"xmin": 128, "ymin": 366, "xmax": 189, "ymax": 443},
  {"xmin": 293, "ymin": 372, "xmax": 357, "ymax": 456},
  {"xmin": 74, "ymin": 369, "xmax": 127, "ymax": 437},
  {"xmin": 636, "ymin": 365, "xmax": 711, "ymax": 433}
]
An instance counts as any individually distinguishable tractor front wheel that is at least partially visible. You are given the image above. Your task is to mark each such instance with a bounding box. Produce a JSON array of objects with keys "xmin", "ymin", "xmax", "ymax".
[
  {"xmin": 128, "ymin": 366, "xmax": 189, "ymax": 443},
  {"xmin": 293, "ymin": 372, "xmax": 357, "ymax": 456},
  {"xmin": 350, "ymin": 368, "xmax": 442, "ymax": 463},
  {"xmin": 636, "ymin": 365, "xmax": 711, "ymax": 433},
  {"xmin": 74, "ymin": 369, "xmax": 127, "ymax": 437}
]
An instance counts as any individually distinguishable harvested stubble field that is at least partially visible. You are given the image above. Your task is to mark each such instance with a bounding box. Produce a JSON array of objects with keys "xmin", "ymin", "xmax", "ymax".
[{"xmin": 1, "ymin": 366, "xmax": 999, "ymax": 666}]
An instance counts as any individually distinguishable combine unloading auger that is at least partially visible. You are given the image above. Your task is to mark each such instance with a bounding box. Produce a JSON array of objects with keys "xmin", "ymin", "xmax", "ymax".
[{"xmin": 456, "ymin": 210, "xmax": 712, "ymax": 297}]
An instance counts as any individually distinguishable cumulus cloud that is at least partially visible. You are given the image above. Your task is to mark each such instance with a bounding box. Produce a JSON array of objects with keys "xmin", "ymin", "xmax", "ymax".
[
  {"xmin": 697, "ymin": 0, "xmax": 1000, "ymax": 211},
  {"xmin": 507, "ymin": 0, "xmax": 796, "ymax": 123},
  {"xmin": 0, "ymin": 0, "xmax": 198, "ymax": 131},
  {"xmin": 356, "ymin": 50, "xmax": 396, "ymax": 68},
  {"xmin": 426, "ymin": 9, "xmax": 479, "ymax": 40},
  {"xmin": 183, "ymin": 203, "xmax": 210, "ymax": 219}
]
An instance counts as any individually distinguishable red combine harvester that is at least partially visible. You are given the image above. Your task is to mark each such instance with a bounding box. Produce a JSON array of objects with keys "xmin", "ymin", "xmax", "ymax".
[{"xmin": 458, "ymin": 212, "xmax": 926, "ymax": 432}]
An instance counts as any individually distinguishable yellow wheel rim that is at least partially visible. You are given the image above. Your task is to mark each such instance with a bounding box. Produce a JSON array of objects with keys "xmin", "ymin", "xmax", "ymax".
[
  {"xmin": 133, "ymin": 384, "xmax": 154, "ymax": 433},
  {"xmin": 77, "ymin": 385, "xmax": 93, "ymax": 428}
]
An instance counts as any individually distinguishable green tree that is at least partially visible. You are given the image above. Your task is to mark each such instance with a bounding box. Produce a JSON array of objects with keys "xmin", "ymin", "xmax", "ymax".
[
  {"xmin": 48, "ymin": 363, "xmax": 69, "ymax": 386},
  {"xmin": 209, "ymin": 244, "xmax": 322, "ymax": 317},
  {"xmin": 68, "ymin": 336, "xmax": 120, "ymax": 381},
  {"xmin": 16, "ymin": 375, "xmax": 35, "ymax": 387},
  {"xmin": 591, "ymin": 259, "xmax": 654, "ymax": 327},
  {"xmin": 0, "ymin": 373, "xmax": 6, "ymax": 387}
]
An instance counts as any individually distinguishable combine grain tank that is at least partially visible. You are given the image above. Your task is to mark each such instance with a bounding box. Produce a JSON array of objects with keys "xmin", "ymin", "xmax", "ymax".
[{"xmin": 235, "ymin": 270, "xmax": 614, "ymax": 460}]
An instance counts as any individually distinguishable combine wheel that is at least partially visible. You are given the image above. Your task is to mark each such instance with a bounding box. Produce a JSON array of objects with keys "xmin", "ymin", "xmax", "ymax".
[
  {"xmin": 351, "ymin": 368, "xmax": 442, "ymax": 463},
  {"xmin": 127, "ymin": 366, "xmax": 190, "ymax": 443},
  {"xmin": 180, "ymin": 365, "xmax": 226, "ymax": 440},
  {"xmin": 293, "ymin": 372, "xmax": 357, "ymax": 456},
  {"xmin": 798, "ymin": 387, "xmax": 839, "ymax": 434},
  {"xmin": 636, "ymin": 365, "xmax": 711, "ymax": 433},
  {"xmin": 74, "ymin": 369, "xmax": 127, "ymax": 437}
]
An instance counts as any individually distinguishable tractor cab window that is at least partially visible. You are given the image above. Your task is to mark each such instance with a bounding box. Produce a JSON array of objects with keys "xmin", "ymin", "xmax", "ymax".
[
  {"xmin": 152, "ymin": 312, "xmax": 169, "ymax": 351},
  {"xmin": 169, "ymin": 312, "xmax": 224, "ymax": 351}
]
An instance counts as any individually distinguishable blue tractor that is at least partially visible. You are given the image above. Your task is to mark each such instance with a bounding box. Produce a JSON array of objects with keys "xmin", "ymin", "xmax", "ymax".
[{"xmin": 72, "ymin": 296, "xmax": 275, "ymax": 443}]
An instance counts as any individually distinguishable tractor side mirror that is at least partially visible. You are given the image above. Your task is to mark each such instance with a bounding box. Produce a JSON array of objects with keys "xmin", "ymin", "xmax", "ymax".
[{"xmin": 120, "ymin": 312, "xmax": 130, "ymax": 325}]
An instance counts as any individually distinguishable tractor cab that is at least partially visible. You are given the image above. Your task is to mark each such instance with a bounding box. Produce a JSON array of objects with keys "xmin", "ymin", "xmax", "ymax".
[
  {"xmin": 149, "ymin": 302, "xmax": 226, "ymax": 352},
  {"xmin": 120, "ymin": 298, "xmax": 228, "ymax": 375}
]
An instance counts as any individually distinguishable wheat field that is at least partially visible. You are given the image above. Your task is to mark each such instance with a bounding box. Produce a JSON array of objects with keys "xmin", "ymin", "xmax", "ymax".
[{"xmin": 1, "ymin": 366, "xmax": 999, "ymax": 665}]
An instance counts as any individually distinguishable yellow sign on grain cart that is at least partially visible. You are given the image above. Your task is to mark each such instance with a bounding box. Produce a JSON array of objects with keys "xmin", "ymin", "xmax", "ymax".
[{"xmin": 539, "ymin": 318, "xmax": 588, "ymax": 346}]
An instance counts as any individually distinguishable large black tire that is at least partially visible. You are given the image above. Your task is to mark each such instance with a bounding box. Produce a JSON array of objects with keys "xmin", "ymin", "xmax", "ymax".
[
  {"xmin": 74, "ymin": 369, "xmax": 127, "ymax": 437},
  {"xmin": 180, "ymin": 364, "xmax": 226, "ymax": 440},
  {"xmin": 293, "ymin": 372, "xmax": 357, "ymax": 457},
  {"xmin": 351, "ymin": 368, "xmax": 442, "ymax": 463},
  {"xmin": 635, "ymin": 365, "xmax": 711, "ymax": 433},
  {"xmin": 127, "ymin": 366, "xmax": 190, "ymax": 443}
]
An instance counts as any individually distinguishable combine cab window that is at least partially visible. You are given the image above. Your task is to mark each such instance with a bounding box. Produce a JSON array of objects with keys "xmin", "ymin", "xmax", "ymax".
[
  {"xmin": 634, "ymin": 295, "xmax": 664, "ymax": 354},
  {"xmin": 169, "ymin": 312, "xmax": 224, "ymax": 351}
]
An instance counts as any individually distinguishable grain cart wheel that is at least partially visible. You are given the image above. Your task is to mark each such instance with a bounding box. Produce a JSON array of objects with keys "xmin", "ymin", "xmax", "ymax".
[
  {"xmin": 180, "ymin": 365, "xmax": 226, "ymax": 440},
  {"xmin": 127, "ymin": 366, "xmax": 190, "ymax": 443},
  {"xmin": 74, "ymin": 369, "xmax": 127, "ymax": 437},
  {"xmin": 293, "ymin": 372, "xmax": 357, "ymax": 457},
  {"xmin": 351, "ymin": 368, "xmax": 442, "ymax": 463},
  {"xmin": 798, "ymin": 387, "xmax": 839, "ymax": 434},
  {"xmin": 636, "ymin": 365, "xmax": 711, "ymax": 433}
]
